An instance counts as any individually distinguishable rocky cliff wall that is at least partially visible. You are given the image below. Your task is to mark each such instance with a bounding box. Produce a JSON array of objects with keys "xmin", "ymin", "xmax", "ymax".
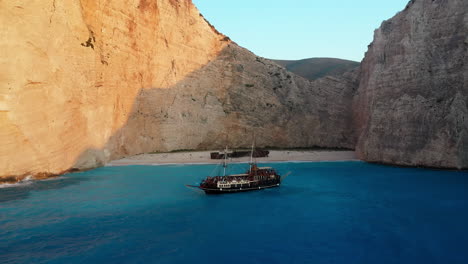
[
  {"xmin": 354, "ymin": 0, "xmax": 468, "ymax": 168},
  {"xmin": 4, "ymin": 0, "xmax": 464, "ymax": 182},
  {"xmin": 0, "ymin": 0, "xmax": 358, "ymax": 181},
  {"xmin": 101, "ymin": 44, "xmax": 358, "ymax": 163},
  {"xmin": 0, "ymin": 0, "xmax": 228, "ymax": 180}
]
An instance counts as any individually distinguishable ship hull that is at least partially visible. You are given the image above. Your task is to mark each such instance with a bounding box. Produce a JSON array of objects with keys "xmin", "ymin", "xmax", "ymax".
[{"xmin": 200, "ymin": 183, "xmax": 280, "ymax": 194}]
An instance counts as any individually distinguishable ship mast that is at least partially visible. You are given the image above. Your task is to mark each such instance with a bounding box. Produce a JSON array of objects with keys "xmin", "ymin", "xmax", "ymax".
[
  {"xmin": 249, "ymin": 136, "xmax": 255, "ymax": 174},
  {"xmin": 223, "ymin": 146, "xmax": 228, "ymax": 177}
]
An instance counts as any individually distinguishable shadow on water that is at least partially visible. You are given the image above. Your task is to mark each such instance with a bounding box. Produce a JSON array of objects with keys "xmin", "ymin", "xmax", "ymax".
[{"xmin": 0, "ymin": 175, "xmax": 90, "ymax": 203}]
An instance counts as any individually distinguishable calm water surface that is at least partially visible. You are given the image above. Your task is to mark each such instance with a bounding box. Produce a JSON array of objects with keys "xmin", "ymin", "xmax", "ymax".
[{"xmin": 1, "ymin": 162, "xmax": 468, "ymax": 264}]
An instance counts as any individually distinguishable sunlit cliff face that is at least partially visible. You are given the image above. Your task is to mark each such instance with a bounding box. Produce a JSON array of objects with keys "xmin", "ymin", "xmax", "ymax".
[
  {"xmin": 0, "ymin": 0, "xmax": 228, "ymax": 179},
  {"xmin": 0, "ymin": 0, "xmax": 360, "ymax": 181}
]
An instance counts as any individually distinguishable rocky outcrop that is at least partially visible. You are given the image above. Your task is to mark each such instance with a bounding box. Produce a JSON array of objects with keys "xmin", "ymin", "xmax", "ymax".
[
  {"xmin": 0, "ymin": 0, "xmax": 358, "ymax": 180},
  {"xmin": 354, "ymin": 0, "xmax": 468, "ymax": 168}
]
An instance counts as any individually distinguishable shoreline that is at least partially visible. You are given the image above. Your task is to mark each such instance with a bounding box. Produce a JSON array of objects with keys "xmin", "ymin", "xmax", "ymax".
[
  {"xmin": 106, "ymin": 160, "xmax": 362, "ymax": 167},
  {"xmin": 0, "ymin": 151, "xmax": 358, "ymax": 186},
  {"xmin": 3, "ymin": 150, "xmax": 464, "ymax": 186},
  {"xmin": 106, "ymin": 150, "xmax": 358, "ymax": 167}
]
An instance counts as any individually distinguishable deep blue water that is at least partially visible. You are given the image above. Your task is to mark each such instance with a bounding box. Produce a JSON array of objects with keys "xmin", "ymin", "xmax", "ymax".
[{"xmin": 1, "ymin": 161, "xmax": 468, "ymax": 264}]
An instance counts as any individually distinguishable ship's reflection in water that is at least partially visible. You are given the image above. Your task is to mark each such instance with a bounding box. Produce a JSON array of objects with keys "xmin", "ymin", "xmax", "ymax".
[{"xmin": 1, "ymin": 162, "xmax": 468, "ymax": 264}]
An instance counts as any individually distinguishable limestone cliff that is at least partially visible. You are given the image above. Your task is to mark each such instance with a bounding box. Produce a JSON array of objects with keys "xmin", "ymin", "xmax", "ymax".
[
  {"xmin": 0, "ymin": 0, "xmax": 228, "ymax": 180},
  {"xmin": 354, "ymin": 0, "xmax": 468, "ymax": 168},
  {"xmin": 3, "ymin": 0, "xmax": 465, "ymax": 182},
  {"xmin": 0, "ymin": 0, "xmax": 358, "ymax": 181},
  {"xmin": 103, "ymin": 44, "xmax": 358, "ymax": 162}
]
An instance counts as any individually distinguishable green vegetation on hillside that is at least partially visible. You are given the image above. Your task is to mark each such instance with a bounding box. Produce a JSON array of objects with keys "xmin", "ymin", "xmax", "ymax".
[{"xmin": 272, "ymin": 58, "xmax": 359, "ymax": 81}]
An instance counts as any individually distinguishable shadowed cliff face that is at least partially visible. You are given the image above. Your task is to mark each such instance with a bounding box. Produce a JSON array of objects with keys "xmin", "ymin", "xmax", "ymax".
[
  {"xmin": 354, "ymin": 0, "xmax": 468, "ymax": 168},
  {"xmin": 73, "ymin": 43, "xmax": 359, "ymax": 170}
]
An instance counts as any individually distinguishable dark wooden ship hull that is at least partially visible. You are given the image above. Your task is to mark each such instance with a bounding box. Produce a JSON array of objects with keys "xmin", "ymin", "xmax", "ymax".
[
  {"xmin": 200, "ymin": 182, "xmax": 281, "ymax": 194},
  {"xmin": 186, "ymin": 160, "xmax": 290, "ymax": 195}
]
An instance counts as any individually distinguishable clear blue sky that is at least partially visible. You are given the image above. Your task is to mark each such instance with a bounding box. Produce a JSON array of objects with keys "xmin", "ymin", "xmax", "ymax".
[{"xmin": 193, "ymin": 0, "xmax": 409, "ymax": 62}]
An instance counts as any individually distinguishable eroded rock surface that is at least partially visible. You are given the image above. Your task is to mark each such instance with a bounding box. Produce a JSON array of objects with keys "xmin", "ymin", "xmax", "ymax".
[
  {"xmin": 0, "ymin": 0, "xmax": 228, "ymax": 179},
  {"xmin": 354, "ymin": 0, "xmax": 468, "ymax": 168},
  {"xmin": 2, "ymin": 0, "xmax": 466, "ymax": 182},
  {"xmin": 104, "ymin": 44, "xmax": 358, "ymax": 161},
  {"xmin": 0, "ymin": 0, "xmax": 358, "ymax": 180}
]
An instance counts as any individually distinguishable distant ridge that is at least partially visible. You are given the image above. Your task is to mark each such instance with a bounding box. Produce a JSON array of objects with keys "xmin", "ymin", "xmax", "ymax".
[{"xmin": 272, "ymin": 58, "xmax": 359, "ymax": 81}]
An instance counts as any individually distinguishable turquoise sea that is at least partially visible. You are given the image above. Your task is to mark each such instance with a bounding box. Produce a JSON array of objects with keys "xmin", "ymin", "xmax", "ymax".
[{"xmin": 1, "ymin": 161, "xmax": 468, "ymax": 264}]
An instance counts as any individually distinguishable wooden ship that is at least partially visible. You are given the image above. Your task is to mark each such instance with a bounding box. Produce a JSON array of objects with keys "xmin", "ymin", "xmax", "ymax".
[{"xmin": 187, "ymin": 144, "xmax": 288, "ymax": 194}]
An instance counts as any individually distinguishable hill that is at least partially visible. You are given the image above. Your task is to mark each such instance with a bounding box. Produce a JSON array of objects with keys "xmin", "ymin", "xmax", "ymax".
[{"xmin": 272, "ymin": 58, "xmax": 359, "ymax": 80}]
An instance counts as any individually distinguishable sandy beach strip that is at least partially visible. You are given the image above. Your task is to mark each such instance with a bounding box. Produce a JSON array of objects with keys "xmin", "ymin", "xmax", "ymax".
[{"xmin": 106, "ymin": 150, "xmax": 358, "ymax": 166}]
